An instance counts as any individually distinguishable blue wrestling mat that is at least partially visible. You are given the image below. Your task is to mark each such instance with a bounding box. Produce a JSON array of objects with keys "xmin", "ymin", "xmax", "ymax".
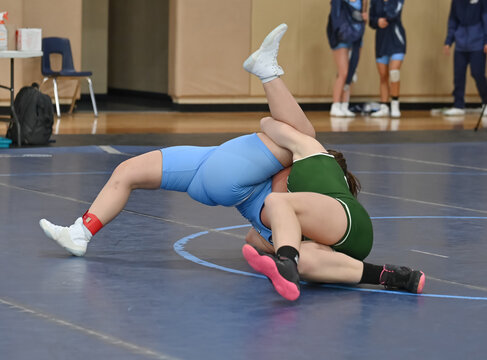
[{"xmin": 1, "ymin": 142, "xmax": 486, "ymax": 360}]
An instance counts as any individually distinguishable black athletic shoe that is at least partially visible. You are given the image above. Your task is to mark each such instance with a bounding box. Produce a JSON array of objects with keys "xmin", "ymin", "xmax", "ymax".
[
  {"xmin": 242, "ymin": 244, "xmax": 300, "ymax": 300},
  {"xmin": 380, "ymin": 264, "xmax": 426, "ymax": 294}
]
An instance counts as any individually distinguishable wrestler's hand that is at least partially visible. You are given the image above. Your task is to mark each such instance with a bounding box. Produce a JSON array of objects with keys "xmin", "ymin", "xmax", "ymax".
[
  {"xmin": 271, "ymin": 167, "xmax": 291, "ymax": 192},
  {"xmin": 245, "ymin": 228, "xmax": 274, "ymax": 253}
]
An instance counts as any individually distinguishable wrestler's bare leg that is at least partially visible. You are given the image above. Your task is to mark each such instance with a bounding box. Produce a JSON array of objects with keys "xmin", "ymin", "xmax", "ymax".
[
  {"xmin": 243, "ymin": 23, "xmax": 315, "ymax": 137},
  {"xmin": 39, "ymin": 151, "xmax": 162, "ymax": 256}
]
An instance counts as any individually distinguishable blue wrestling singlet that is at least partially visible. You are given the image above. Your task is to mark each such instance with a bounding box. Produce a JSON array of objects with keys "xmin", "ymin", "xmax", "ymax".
[{"xmin": 160, "ymin": 133, "xmax": 283, "ymax": 241}]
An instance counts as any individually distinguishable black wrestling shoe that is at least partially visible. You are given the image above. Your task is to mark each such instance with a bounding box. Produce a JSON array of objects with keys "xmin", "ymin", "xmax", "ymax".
[
  {"xmin": 242, "ymin": 244, "xmax": 300, "ymax": 301},
  {"xmin": 380, "ymin": 264, "xmax": 426, "ymax": 294}
]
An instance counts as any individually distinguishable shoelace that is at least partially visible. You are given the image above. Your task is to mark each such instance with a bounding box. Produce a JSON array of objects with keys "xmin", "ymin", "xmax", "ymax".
[{"xmin": 379, "ymin": 266, "xmax": 394, "ymax": 287}]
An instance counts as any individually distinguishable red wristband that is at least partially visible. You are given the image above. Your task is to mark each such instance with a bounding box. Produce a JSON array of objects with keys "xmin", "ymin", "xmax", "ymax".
[{"xmin": 82, "ymin": 211, "xmax": 103, "ymax": 235}]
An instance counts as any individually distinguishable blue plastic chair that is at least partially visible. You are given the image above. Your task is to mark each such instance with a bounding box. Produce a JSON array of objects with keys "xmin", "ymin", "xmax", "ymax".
[{"xmin": 40, "ymin": 37, "xmax": 98, "ymax": 117}]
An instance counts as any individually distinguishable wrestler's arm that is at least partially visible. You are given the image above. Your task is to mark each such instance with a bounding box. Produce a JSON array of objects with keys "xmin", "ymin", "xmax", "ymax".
[{"xmin": 260, "ymin": 116, "xmax": 326, "ymax": 159}]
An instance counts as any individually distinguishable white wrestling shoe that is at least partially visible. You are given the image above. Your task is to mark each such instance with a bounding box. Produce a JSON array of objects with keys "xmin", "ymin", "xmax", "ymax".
[
  {"xmin": 39, "ymin": 217, "xmax": 92, "ymax": 257},
  {"xmin": 243, "ymin": 23, "xmax": 288, "ymax": 83},
  {"xmin": 371, "ymin": 104, "xmax": 390, "ymax": 118}
]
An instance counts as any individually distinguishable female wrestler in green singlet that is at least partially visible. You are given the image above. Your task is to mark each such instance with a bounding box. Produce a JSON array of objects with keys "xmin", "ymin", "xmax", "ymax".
[
  {"xmin": 243, "ymin": 113, "xmax": 425, "ymax": 301},
  {"xmin": 241, "ymin": 25, "xmax": 424, "ymax": 301}
]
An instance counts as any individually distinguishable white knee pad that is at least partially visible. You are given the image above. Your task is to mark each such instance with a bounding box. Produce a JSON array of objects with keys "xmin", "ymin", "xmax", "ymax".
[{"xmin": 389, "ymin": 69, "xmax": 400, "ymax": 82}]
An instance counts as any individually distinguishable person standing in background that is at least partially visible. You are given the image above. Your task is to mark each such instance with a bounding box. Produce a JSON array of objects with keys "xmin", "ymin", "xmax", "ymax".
[
  {"xmin": 443, "ymin": 0, "xmax": 487, "ymax": 117},
  {"xmin": 327, "ymin": 0, "xmax": 368, "ymax": 117},
  {"xmin": 369, "ymin": 0, "xmax": 406, "ymax": 118}
]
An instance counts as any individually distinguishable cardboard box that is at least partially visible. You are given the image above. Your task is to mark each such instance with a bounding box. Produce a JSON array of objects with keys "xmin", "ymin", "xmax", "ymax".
[{"xmin": 16, "ymin": 28, "xmax": 42, "ymax": 51}]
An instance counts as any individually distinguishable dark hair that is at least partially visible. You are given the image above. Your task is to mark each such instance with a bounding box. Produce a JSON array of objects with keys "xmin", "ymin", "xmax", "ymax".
[{"xmin": 327, "ymin": 149, "xmax": 361, "ymax": 197}]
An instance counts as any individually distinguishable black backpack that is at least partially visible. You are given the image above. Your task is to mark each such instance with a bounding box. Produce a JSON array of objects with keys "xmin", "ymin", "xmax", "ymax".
[{"xmin": 6, "ymin": 83, "xmax": 54, "ymax": 145}]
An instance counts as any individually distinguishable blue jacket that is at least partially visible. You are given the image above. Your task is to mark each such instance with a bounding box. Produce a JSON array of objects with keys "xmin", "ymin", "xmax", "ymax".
[
  {"xmin": 327, "ymin": 0, "xmax": 365, "ymax": 49},
  {"xmin": 445, "ymin": 0, "xmax": 487, "ymax": 52},
  {"xmin": 369, "ymin": 0, "xmax": 406, "ymax": 58}
]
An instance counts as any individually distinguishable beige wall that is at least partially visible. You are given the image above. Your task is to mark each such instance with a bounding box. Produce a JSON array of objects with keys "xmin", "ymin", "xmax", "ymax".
[
  {"xmin": 108, "ymin": 0, "xmax": 169, "ymax": 93},
  {"xmin": 82, "ymin": 0, "xmax": 109, "ymax": 94},
  {"xmin": 168, "ymin": 0, "xmax": 251, "ymax": 99},
  {"xmin": 169, "ymin": 0, "xmax": 479, "ymax": 103},
  {"xmin": 1, "ymin": 0, "xmax": 480, "ymax": 105}
]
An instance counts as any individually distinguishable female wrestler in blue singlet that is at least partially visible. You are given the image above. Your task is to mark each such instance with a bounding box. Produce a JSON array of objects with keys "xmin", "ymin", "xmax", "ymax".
[{"xmin": 160, "ymin": 133, "xmax": 284, "ymax": 241}]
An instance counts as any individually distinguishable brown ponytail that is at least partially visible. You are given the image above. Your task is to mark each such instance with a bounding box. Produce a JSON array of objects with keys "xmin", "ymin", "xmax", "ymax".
[{"xmin": 327, "ymin": 149, "xmax": 361, "ymax": 197}]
